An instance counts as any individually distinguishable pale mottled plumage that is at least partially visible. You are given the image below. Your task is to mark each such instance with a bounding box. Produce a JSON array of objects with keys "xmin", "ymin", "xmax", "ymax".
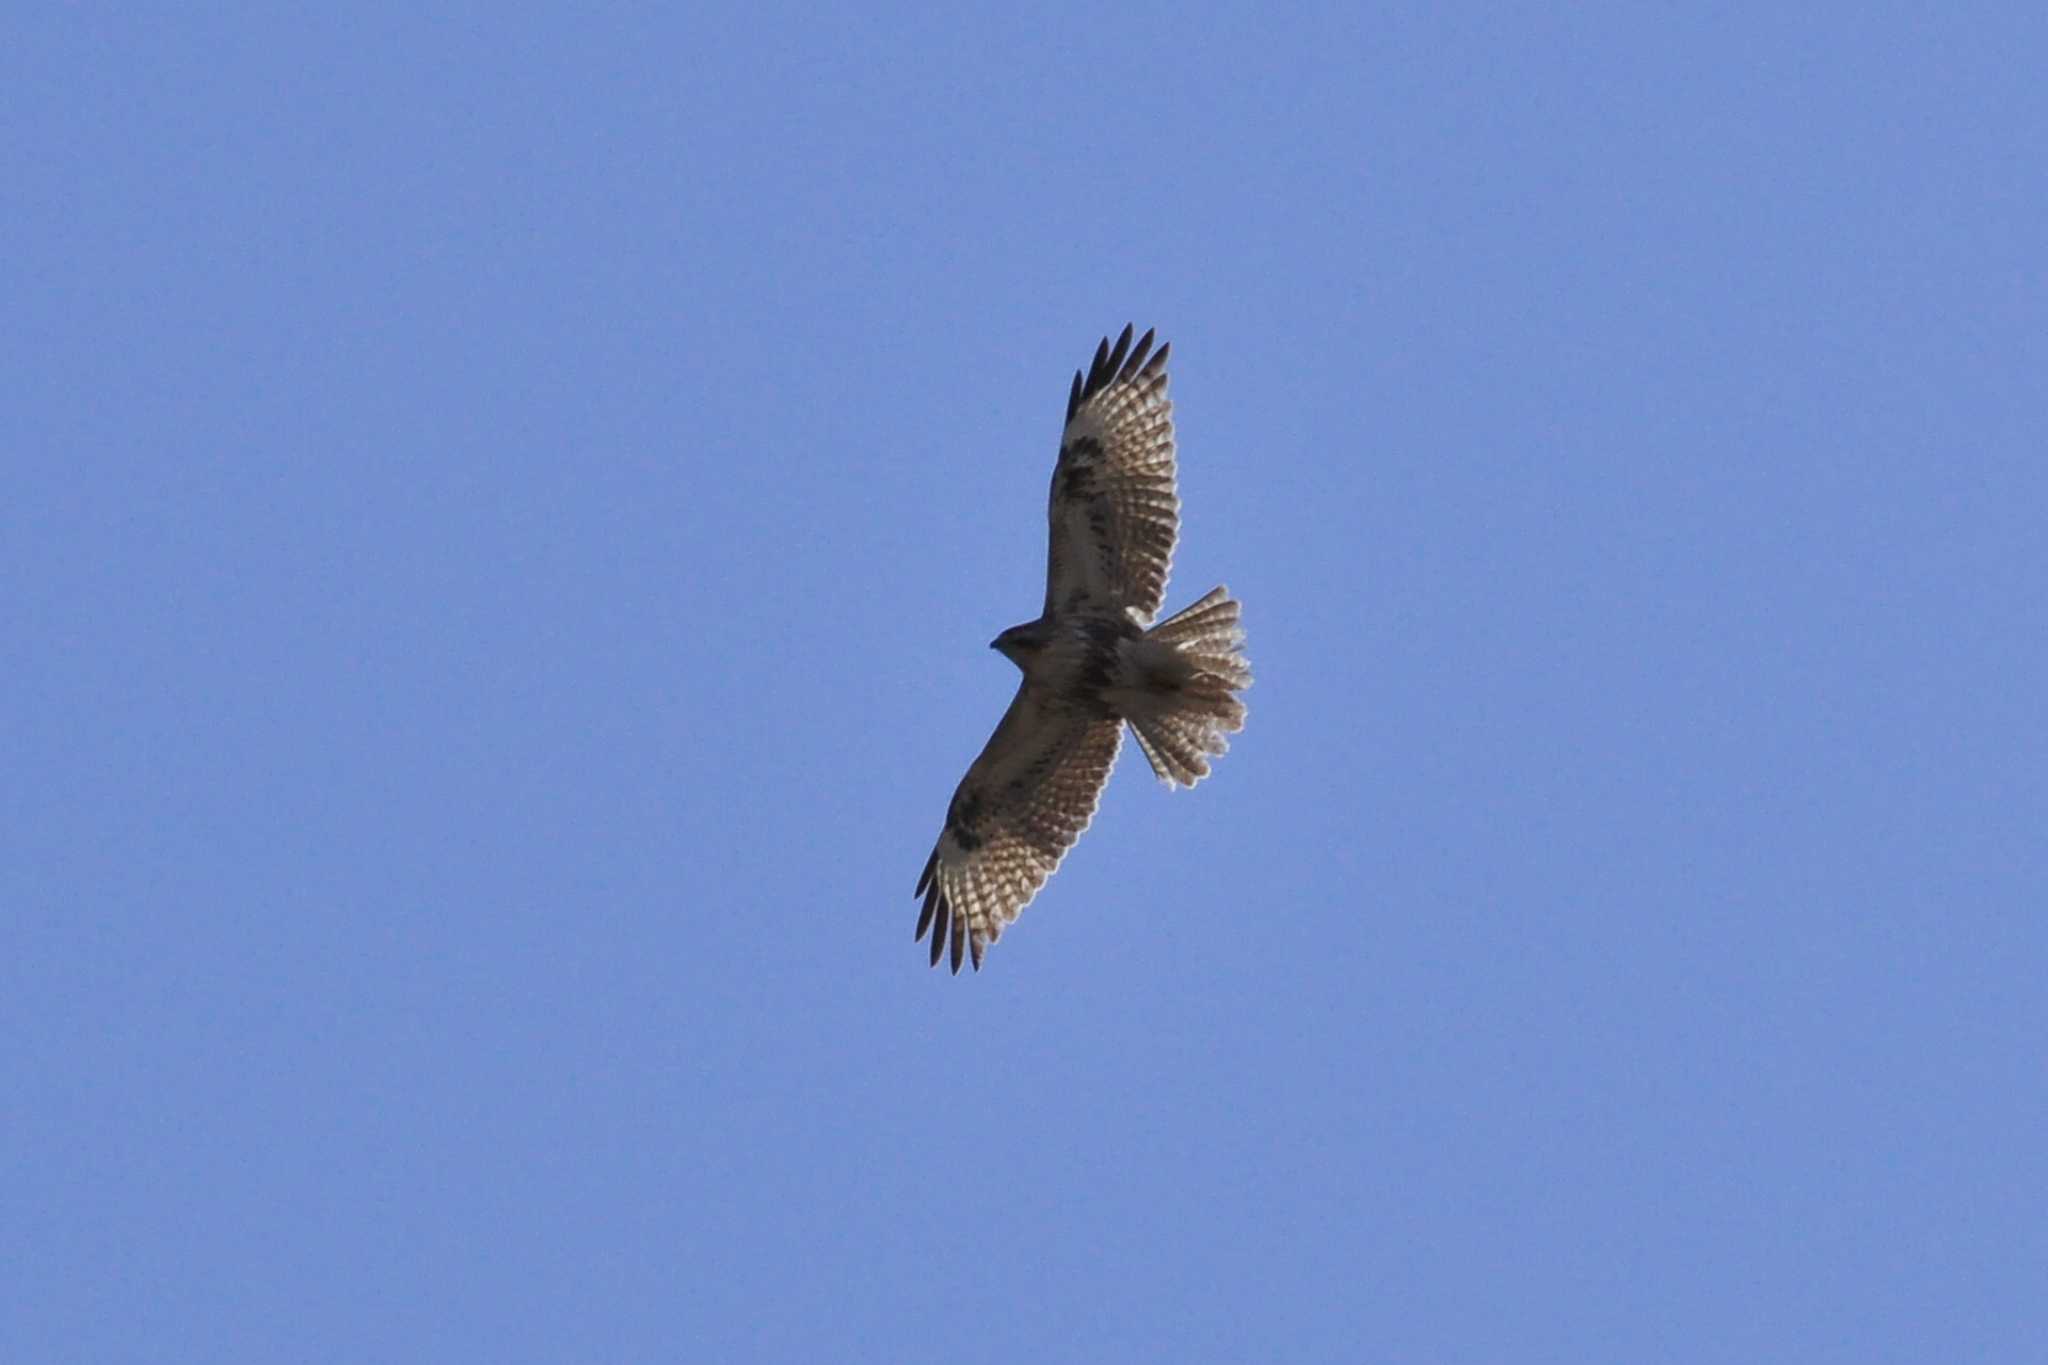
[{"xmin": 915, "ymin": 326, "xmax": 1252, "ymax": 972}]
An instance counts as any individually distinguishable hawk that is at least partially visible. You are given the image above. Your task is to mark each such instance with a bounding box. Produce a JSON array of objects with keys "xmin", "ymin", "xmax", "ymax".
[{"xmin": 913, "ymin": 325, "xmax": 1253, "ymax": 972}]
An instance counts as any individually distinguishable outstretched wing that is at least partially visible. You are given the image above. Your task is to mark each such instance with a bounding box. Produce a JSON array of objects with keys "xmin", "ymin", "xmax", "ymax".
[
  {"xmin": 1044, "ymin": 325, "xmax": 1180, "ymax": 625},
  {"xmin": 914, "ymin": 684, "xmax": 1124, "ymax": 972}
]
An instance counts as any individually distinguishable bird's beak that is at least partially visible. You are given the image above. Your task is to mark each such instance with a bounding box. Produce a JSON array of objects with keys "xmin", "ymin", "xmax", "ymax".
[{"xmin": 988, "ymin": 637, "xmax": 1002, "ymax": 650}]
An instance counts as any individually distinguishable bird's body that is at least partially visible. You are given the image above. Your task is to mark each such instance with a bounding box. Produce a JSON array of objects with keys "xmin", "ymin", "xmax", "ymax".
[
  {"xmin": 993, "ymin": 611, "xmax": 1139, "ymax": 707},
  {"xmin": 915, "ymin": 326, "xmax": 1252, "ymax": 972}
]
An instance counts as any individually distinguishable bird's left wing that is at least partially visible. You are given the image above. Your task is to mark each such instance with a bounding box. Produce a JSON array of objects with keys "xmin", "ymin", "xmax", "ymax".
[
  {"xmin": 1043, "ymin": 325, "xmax": 1180, "ymax": 625},
  {"xmin": 915, "ymin": 683, "xmax": 1124, "ymax": 972}
]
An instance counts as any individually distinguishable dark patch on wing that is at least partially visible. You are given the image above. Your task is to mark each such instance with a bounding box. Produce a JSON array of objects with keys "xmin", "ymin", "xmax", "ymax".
[
  {"xmin": 946, "ymin": 789, "xmax": 986, "ymax": 851},
  {"xmin": 1054, "ymin": 437, "xmax": 1103, "ymax": 500}
]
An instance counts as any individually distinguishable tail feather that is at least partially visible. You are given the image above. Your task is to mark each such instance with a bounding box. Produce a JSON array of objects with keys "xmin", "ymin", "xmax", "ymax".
[
  {"xmin": 1146, "ymin": 586, "xmax": 1242, "ymax": 645},
  {"xmin": 1125, "ymin": 586, "xmax": 1252, "ymax": 789}
]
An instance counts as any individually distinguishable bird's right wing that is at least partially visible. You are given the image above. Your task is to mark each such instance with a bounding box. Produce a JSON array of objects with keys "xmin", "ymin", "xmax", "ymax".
[{"xmin": 914, "ymin": 683, "xmax": 1124, "ymax": 972}]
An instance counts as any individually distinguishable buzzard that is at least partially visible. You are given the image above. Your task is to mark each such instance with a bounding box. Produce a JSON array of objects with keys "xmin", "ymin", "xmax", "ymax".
[{"xmin": 913, "ymin": 325, "xmax": 1253, "ymax": 972}]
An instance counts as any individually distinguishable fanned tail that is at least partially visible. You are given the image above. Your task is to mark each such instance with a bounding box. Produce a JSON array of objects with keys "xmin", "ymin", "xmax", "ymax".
[{"xmin": 1124, "ymin": 586, "xmax": 1252, "ymax": 789}]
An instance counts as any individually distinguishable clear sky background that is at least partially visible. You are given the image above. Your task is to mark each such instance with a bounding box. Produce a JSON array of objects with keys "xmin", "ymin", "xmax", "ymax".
[{"xmin": 6, "ymin": 5, "xmax": 2044, "ymax": 1361}]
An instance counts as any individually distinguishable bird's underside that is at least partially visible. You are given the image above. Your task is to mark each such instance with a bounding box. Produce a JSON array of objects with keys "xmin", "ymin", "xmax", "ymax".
[{"xmin": 914, "ymin": 325, "xmax": 1252, "ymax": 972}]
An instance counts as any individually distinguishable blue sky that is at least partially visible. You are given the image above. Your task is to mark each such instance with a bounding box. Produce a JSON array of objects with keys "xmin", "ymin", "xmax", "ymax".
[{"xmin": 7, "ymin": 4, "xmax": 2044, "ymax": 1360}]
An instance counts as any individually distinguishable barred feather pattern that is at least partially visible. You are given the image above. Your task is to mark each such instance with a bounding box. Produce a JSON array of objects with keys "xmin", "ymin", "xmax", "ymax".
[
  {"xmin": 1045, "ymin": 326, "xmax": 1179, "ymax": 626},
  {"xmin": 915, "ymin": 690, "xmax": 1123, "ymax": 973},
  {"xmin": 1126, "ymin": 587, "xmax": 1253, "ymax": 790},
  {"xmin": 1145, "ymin": 585, "xmax": 1252, "ymax": 688}
]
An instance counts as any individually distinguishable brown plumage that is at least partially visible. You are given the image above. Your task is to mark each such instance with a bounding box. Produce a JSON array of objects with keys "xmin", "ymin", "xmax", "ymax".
[{"xmin": 912, "ymin": 326, "xmax": 1254, "ymax": 972}]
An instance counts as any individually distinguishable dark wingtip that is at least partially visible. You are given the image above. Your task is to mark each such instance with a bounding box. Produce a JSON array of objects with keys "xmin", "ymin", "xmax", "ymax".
[
  {"xmin": 1102, "ymin": 324, "xmax": 1134, "ymax": 381},
  {"xmin": 947, "ymin": 910, "xmax": 965, "ymax": 974},
  {"xmin": 927, "ymin": 897, "xmax": 947, "ymax": 967},
  {"xmin": 1070, "ymin": 325, "xmax": 1165, "ymax": 419},
  {"xmin": 1122, "ymin": 327, "xmax": 1156, "ymax": 380}
]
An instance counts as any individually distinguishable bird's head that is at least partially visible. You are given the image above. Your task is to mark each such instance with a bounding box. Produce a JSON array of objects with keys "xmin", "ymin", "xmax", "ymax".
[{"xmin": 990, "ymin": 620, "xmax": 1050, "ymax": 668}]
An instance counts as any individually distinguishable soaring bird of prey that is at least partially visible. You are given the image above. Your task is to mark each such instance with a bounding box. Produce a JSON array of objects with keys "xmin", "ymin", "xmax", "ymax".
[{"xmin": 913, "ymin": 325, "xmax": 1253, "ymax": 972}]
